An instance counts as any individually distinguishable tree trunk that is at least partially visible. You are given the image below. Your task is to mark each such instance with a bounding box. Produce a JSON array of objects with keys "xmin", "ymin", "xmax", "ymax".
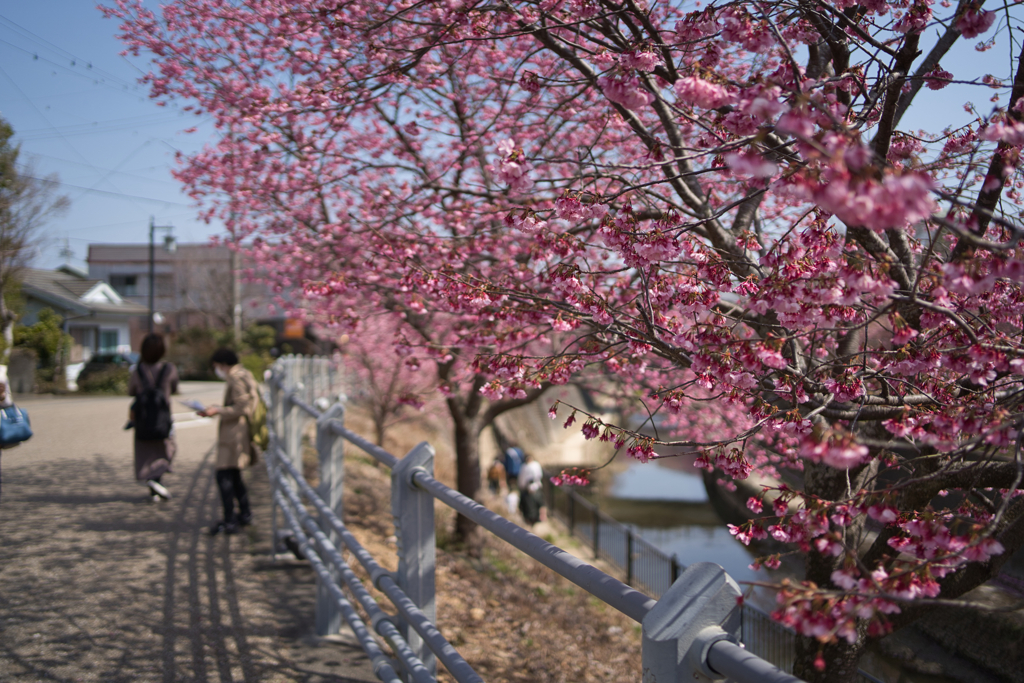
[
  {"xmin": 793, "ymin": 457, "xmax": 876, "ymax": 680},
  {"xmin": 452, "ymin": 415, "xmax": 483, "ymax": 549},
  {"xmin": 1, "ymin": 320, "xmax": 11, "ymax": 364},
  {"xmin": 373, "ymin": 411, "xmax": 386, "ymax": 447},
  {"xmin": 794, "ymin": 635, "xmax": 866, "ymax": 683},
  {"xmin": 1, "ymin": 295, "xmax": 13, "ymax": 364}
]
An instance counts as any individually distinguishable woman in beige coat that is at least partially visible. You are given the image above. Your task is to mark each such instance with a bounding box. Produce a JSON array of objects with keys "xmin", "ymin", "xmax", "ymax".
[{"xmin": 198, "ymin": 348, "xmax": 259, "ymax": 535}]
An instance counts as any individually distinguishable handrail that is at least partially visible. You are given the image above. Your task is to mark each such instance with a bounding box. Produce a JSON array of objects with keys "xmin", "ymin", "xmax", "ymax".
[
  {"xmin": 279, "ymin": 384, "xmax": 656, "ymax": 623},
  {"xmin": 270, "ymin": 439, "xmax": 483, "ymax": 683},
  {"xmin": 266, "ymin": 356, "xmax": 807, "ymax": 683},
  {"xmin": 270, "ymin": 453, "xmax": 433, "ymax": 683},
  {"xmin": 273, "ymin": 487, "xmax": 406, "ymax": 683},
  {"xmin": 408, "ymin": 468, "xmax": 657, "ymax": 623},
  {"xmin": 328, "ymin": 421, "xmax": 399, "ymax": 469},
  {"xmin": 283, "ymin": 390, "xmax": 400, "ymax": 469},
  {"xmin": 708, "ymin": 641, "xmax": 804, "ymax": 683}
]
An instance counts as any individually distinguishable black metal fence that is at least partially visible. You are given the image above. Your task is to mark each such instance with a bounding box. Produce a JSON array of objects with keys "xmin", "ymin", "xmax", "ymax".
[
  {"xmin": 542, "ymin": 476, "xmax": 882, "ymax": 683},
  {"xmin": 542, "ymin": 477, "xmax": 681, "ymax": 597}
]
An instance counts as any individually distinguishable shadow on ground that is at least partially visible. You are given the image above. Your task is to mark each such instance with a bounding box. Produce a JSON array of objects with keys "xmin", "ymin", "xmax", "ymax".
[{"xmin": 0, "ymin": 445, "xmax": 376, "ymax": 683}]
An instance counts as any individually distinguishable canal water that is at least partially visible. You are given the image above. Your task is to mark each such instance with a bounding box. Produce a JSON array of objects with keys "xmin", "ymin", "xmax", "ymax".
[
  {"xmin": 597, "ymin": 455, "xmax": 761, "ymax": 585},
  {"xmin": 596, "ymin": 457, "xmax": 967, "ymax": 683}
]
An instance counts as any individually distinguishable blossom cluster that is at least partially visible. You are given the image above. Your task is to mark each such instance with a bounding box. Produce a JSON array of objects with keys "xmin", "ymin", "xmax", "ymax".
[{"xmin": 108, "ymin": 0, "xmax": 1023, "ymax": 666}]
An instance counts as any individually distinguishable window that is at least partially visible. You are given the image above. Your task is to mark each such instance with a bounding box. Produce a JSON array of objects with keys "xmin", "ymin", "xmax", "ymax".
[
  {"xmin": 99, "ymin": 330, "xmax": 119, "ymax": 354},
  {"xmin": 110, "ymin": 274, "xmax": 138, "ymax": 296}
]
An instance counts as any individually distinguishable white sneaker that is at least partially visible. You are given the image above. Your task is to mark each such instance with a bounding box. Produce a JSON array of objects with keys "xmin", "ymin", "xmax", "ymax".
[{"xmin": 147, "ymin": 480, "xmax": 171, "ymax": 499}]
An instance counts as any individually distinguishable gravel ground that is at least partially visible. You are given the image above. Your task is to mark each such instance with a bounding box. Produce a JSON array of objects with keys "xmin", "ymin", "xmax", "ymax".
[
  {"xmin": 1, "ymin": 385, "xmax": 645, "ymax": 683},
  {"xmin": 336, "ymin": 411, "xmax": 645, "ymax": 683},
  {"xmin": 0, "ymin": 383, "xmax": 377, "ymax": 683}
]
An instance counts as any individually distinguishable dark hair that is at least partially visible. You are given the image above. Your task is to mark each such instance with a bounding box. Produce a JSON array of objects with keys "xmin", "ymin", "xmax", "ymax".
[
  {"xmin": 140, "ymin": 333, "xmax": 166, "ymax": 364},
  {"xmin": 211, "ymin": 348, "xmax": 239, "ymax": 366}
]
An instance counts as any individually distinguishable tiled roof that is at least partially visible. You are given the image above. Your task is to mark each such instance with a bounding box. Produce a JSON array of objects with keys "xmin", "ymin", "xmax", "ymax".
[{"xmin": 21, "ymin": 268, "xmax": 149, "ymax": 316}]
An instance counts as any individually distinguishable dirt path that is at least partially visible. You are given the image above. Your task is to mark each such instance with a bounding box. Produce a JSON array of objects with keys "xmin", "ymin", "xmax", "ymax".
[{"xmin": 0, "ymin": 383, "xmax": 377, "ymax": 683}]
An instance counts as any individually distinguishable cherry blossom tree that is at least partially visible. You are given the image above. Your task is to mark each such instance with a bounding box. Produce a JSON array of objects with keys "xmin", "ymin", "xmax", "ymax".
[
  {"xmin": 341, "ymin": 313, "xmax": 440, "ymax": 448},
  {"xmin": 105, "ymin": 0, "xmax": 1024, "ymax": 678},
  {"xmin": 247, "ymin": 231, "xmax": 556, "ymax": 544}
]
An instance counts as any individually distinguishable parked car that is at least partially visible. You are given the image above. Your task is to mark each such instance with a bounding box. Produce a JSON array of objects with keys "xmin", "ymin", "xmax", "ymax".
[{"xmin": 75, "ymin": 352, "xmax": 140, "ymax": 386}]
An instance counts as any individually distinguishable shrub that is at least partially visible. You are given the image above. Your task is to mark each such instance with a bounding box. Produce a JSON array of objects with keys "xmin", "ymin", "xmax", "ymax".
[
  {"xmin": 168, "ymin": 323, "xmax": 277, "ymax": 380},
  {"xmin": 77, "ymin": 367, "xmax": 131, "ymax": 395}
]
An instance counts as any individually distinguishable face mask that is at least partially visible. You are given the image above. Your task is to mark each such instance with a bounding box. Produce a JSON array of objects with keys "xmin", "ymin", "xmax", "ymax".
[{"xmin": 214, "ymin": 367, "xmax": 227, "ymax": 380}]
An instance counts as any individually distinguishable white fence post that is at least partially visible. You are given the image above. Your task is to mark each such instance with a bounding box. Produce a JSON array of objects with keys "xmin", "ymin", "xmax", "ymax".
[
  {"xmin": 391, "ymin": 442, "xmax": 437, "ymax": 679},
  {"xmin": 642, "ymin": 562, "xmax": 742, "ymax": 683},
  {"xmin": 315, "ymin": 402, "xmax": 346, "ymax": 636},
  {"xmin": 268, "ymin": 366, "xmax": 282, "ymax": 555}
]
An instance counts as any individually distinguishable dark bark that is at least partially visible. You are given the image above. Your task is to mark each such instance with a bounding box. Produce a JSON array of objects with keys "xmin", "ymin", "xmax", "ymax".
[
  {"xmin": 794, "ymin": 636, "xmax": 865, "ymax": 683},
  {"xmin": 950, "ymin": 38, "xmax": 1024, "ymax": 261},
  {"xmin": 450, "ymin": 402, "xmax": 484, "ymax": 549}
]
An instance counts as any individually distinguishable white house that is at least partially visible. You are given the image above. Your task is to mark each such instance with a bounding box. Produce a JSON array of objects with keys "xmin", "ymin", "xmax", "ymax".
[{"xmin": 20, "ymin": 266, "xmax": 150, "ymax": 387}]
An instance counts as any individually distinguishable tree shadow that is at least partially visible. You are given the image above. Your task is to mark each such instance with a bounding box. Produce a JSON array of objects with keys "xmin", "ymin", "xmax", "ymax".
[{"xmin": 0, "ymin": 448, "xmax": 377, "ymax": 682}]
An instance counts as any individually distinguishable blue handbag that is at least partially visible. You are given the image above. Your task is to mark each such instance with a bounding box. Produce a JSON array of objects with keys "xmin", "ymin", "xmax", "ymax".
[{"xmin": 0, "ymin": 404, "xmax": 33, "ymax": 448}]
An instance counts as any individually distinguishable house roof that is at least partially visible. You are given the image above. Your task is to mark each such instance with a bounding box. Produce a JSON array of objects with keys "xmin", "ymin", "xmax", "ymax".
[
  {"xmin": 87, "ymin": 242, "xmax": 233, "ymax": 265},
  {"xmin": 21, "ymin": 268, "xmax": 150, "ymax": 318}
]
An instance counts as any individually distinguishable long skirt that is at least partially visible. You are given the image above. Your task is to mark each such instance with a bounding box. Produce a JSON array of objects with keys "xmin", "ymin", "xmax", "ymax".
[
  {"xmin": 519, "ymin": 486, "xmax": 544, "ymax": 525},
  {"xmin": 134, "ymin": 434, "xmax": 176, "ymax": 481}
]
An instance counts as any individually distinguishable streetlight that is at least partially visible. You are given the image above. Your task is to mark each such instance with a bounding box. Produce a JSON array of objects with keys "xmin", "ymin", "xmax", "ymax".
[{"xmin": 149, "ymin": 217, "xmax": 176, "ymax": 332}]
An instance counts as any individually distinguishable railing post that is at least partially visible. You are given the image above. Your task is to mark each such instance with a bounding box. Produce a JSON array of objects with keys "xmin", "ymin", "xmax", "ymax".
[
  {"xmin": 278, "ymin": 363, "xmax": 306, "ymax": 555},
  {"xmin": 287, "ymin": 387, "xmax": 304, "ymax": 462},
  {"xmin": 626, "ymin": 529, "xmax": 634, "ymax": 587},
  {"xmin": 592, "ymin": 508, "xmax": 600, "ymax": 560},
  {"xmin": 642, "ymin": 563, "xmax": 741, "ymax": 683},
  {"xmin": 315, "ymin": 402, "xmax": 346, "ymax": 636},
  {"xmin": 269, "ymin": 367, "xmax": 282, "ymax": 557},
  {"xmin": 391, "ymin": 441, "xmax": 437, "ymax": 679}
]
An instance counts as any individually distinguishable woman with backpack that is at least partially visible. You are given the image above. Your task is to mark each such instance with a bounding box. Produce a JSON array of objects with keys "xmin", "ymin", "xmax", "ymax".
[
  {"xmin": 197, "ymin": 348, "xmax": 258, "ymax": 535},
  {"xmin": 128, "ymin": 333, "xmax": 178, "ymax": 501}
]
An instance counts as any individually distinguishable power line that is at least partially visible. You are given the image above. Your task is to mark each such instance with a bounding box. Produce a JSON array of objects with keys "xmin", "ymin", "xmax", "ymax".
[
  {"xmin": 59, "ymin": 213, "xmax": 201, "ymax": 235},
  {"xmin": 0, "ymin": 61, "xmax": 179, "ymax": 214},
  {"xmin": 0, "ymin": 13, "xmax": 138, "ymax": 89},
  {"xmin": 0, "ymin": 37, "xmax": 142, "ymax": 96},
  {"xmin": 19, "ymin": 150, "xmax": 182, "ymax": 181},
  {"xmin": 0, "ymin": 14, "xmax": 196, "ymax": 119},
  {"xmin": 14, "ymin": 117, "xmax": 191, "ymax": 142},
  {"xmin": 14, "ymin": 112, "xmax": 189, "ymax": 137},
  {"xmin": 20, "ymin": 174, "xmax": 192, "ymax": 206}
]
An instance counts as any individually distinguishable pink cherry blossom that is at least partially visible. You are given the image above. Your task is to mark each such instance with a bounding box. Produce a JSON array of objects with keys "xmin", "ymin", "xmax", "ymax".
[
  {"xmin": 957, "ymin": 8, "xmax": 996, "ymax": 39},
  {"xmin": 598, "ymin": 74, "xmax": 653, "ymax": 111},
  {"xmin": 674, "ymin": 76, "xmax": 737, "ymax": 110},
  {"xmin": 799, "ymin": 432, "xmax": 870, "ymax": 469},
  {"xmin": 108, "ymin": 0, "xmax": 1024, "ymax": 671},
  {"xmin": 924, "ymin": 65, "xmax": 953, "ymax": 90}
]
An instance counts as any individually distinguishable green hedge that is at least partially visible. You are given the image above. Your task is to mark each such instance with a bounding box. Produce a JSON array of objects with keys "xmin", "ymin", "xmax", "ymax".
[{"xmin": 76, "ymin": 367, "xmax": 131, "ymax": 395}]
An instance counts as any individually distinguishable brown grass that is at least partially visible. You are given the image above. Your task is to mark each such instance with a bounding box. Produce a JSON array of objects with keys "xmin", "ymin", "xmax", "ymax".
[{"xmin": 303, "ymin": 406, "xmax": 643, "ymax": 683}]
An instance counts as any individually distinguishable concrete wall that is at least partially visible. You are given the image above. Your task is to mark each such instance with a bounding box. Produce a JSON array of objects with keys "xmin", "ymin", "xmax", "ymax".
[{"xmin": 482, "ymin": 385, "xmax": 616, "ymax": 472}]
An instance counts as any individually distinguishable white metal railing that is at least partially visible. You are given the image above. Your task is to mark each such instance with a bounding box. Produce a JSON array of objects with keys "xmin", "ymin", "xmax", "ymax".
[{"xmin": 265, "ymin": 356, "xmax": 805, "ymax": 683}]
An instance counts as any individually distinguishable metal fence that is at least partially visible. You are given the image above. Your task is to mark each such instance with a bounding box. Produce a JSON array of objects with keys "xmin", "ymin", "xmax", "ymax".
[
  {"xmin": 543, "ymin": 456, "xmax": 882, "ymax": 683},
  {"xmin": 265, "ymin": 355, "xmax": 804, "ymax": 683},
  {"xmin": 544, "ymin": 480, "xmax": 682, "ymax": 597},
  {"xmin": 546, "ymin": 477, "xmax": 795, "ymax": 667}
]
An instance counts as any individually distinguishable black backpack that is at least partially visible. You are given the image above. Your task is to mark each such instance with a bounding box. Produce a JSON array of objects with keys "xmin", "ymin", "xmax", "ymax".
[{"xmin": 133, "ymin": 363, "xmax": 172, "ymax": 441}]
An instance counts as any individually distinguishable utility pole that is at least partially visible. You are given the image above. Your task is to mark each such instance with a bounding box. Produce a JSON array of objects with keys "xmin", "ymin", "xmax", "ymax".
[
  {"xmin": 231, "ymin": 246, "xmax": 242, "ymax": 342},
  {"xmin": 148, "ymin": 217, "xmax": 176, "ymax": 333},
  {"xmin": 59, "ymin": 238, "xmax": 74, "ymax": 266}
]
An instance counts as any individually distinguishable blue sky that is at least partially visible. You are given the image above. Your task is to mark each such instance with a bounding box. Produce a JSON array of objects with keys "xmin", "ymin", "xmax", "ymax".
[
  {"xmin": 0, "ymin": 2, "xmax": 220, "ymax": 271},
  {"xmin": 0, "ymin": 2, "xmax": 1014, "ymax": 273}
]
